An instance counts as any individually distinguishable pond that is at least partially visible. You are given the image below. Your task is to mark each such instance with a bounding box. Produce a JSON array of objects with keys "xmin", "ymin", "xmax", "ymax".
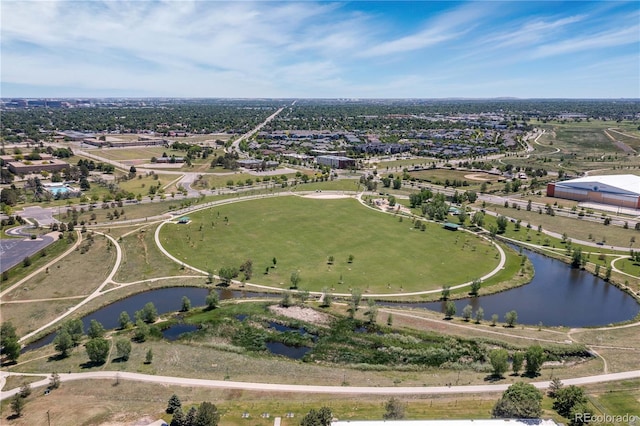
[
  {"xmin": 162, "ymin": 323, "xmax": 199, "ymax": 341},
  {"xmin": 382, "ymin": 245, "xmax": 640, "ymax": 327},
  {"xmin": 23, "ymin": 287, "xmax": 277, "ymax": 352}
]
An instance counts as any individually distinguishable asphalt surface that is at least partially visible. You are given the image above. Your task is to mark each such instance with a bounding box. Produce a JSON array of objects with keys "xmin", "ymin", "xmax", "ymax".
[{"xmin": 0, "ymin": 227, "xmax": 55, "ymax": 274}]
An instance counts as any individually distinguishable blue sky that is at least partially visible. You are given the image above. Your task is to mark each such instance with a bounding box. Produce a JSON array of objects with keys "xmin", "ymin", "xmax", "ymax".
[{"xmin": 1, "ymin": 1, "xmax": 638, "ymax": 98}]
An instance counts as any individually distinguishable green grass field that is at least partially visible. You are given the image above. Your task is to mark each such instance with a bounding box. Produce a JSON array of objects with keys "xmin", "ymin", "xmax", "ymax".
[{"xmin": 159, "ymin": 196, "xmax": 501, "ymax": 293}]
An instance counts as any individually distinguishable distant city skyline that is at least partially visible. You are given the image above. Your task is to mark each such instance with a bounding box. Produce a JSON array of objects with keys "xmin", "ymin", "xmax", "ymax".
[{"xmin": 1, "ymin": 1, "xmax": 638, "ymax": 99}]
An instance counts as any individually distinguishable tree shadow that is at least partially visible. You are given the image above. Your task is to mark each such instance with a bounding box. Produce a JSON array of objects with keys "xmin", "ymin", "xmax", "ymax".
[
  {"xmin": 0, "ymin": 360, "xmax": 17, "ymax": 368},
  {"xmin": 483, "ymin": 374, "xmax": 504, "ymax": 383},
  {"xmin": 80, "ymin": 360, "xmax": 105, "ymax": 369},
  {"xmin": 6, "ymin": 414, "xmax": 20, "ymax": 421},
  {"xmin": 47, "ymin": 353, "xmax": 68, "ymax": 362}
]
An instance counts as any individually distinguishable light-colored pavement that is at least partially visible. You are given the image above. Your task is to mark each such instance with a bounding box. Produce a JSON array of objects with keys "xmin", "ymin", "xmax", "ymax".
[{"xmin": 2, "ymin": 369, "xmax": 640, "ymax": 401}]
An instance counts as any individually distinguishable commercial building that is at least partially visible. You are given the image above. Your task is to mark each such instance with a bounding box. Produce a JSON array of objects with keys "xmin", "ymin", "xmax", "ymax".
[
  {"xmin": 316, "ymin": 155, "xmax": 355, "ymax": 169},
  {"xmin": 547, "ymin": 174, "xmax": 640, "ymax": 209}
]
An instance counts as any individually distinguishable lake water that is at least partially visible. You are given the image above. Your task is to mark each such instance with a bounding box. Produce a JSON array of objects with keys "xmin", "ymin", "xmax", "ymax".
[
  {"xmin": 381, "ymin": 245, "xmax": 640, "ymax": 327},
  {"xmin": 23, "ymin": 246, "xmax": 640, "ymax": 352}
]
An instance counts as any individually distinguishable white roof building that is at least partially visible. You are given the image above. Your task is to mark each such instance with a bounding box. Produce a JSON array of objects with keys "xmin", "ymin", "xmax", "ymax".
[
  {"xmin": 548, "ymin": 174, "xmax": 640, "ymax": 209},
  {"xmin": 555, "ymin": 174, "xmax": 640, "ymax": 197}
]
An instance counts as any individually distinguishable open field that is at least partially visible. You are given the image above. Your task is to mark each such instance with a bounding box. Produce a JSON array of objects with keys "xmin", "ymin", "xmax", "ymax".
[
  {"xmin": 0, "ymin": 298, "xmax": 80, "ymax": 336},
  {"xmin": 2, "ymin": 235, "xmax": 114, "ymax": 301},
  {"xmin": 481, "ymin": 202, "xmax": 639, "ymax": 249},
  {"xmin": 159, "ymin": 196, "xmax": 502, "ymax": 292},
  {"xmin": 0, "ymin": 379, "xmax": 500, "ymax": 426},
  {"xmin": 3, "ymin": 374, "xmax": 636, "ymax": 426},
  {"xmin": 0, "ymin": 239, "xmax": 71, "ymax": 292},
  {"xmin": 115, "ymin": 225, "xmax": 200, "ymax": 282},
  {"xmin": 116, "ymin": 172, "xmax": 177, "ymax": 194},
  {"xmin": 87, "ymin": 147, "xmax": 185, "ymax": 162},
  {"xmin": 406, "ymin": 169, "xmax": 502, "ymax": 188}
]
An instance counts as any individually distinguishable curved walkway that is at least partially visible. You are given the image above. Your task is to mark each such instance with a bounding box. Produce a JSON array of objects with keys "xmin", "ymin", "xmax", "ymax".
[
  {"xmin": 153, "ymin": 191, "xmax": 507, "ymax": 298},
  {"xmin": 18, "ymin": 231, "xmax": 122, "ymax": 343},
  {"xmin": 2, "ymin": 369, "xmax": 640, "ymax": 401}
]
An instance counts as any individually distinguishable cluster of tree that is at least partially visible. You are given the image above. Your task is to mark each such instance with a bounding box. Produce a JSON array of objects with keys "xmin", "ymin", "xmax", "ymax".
[
  {"xmin": 1, "ymin": 101, "xmax": 278, "ymax": 138},
  {"xmin": 0, "ymin": 322, "xmax": 21, "ymax": 363},
  {"xmin": 422, "ymin": 193, "xmax": 449, "ymax": 221},
  {"xmin": 211, "ymin": 152, "xmax": 239, "ymax": 170},
  {"xmin": 167, "ymin": 394, "xmax": 220, "ymax": 426},
  {"xmin": 408, "ymin": 188, "xmax": 433, "ymax": 208},
  {"xmin": 492, "ymin": 382, "xmax": 543, "ymax": 418},
  {"xmin": 548, "ymin": 380, "xmax": 593, "ymax": 426}
]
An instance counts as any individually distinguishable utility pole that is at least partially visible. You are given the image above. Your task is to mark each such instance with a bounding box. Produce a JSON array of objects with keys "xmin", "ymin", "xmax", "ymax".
[{"xmin": 47, "ymin": 409, "xmax": 51, "ymax": 426}]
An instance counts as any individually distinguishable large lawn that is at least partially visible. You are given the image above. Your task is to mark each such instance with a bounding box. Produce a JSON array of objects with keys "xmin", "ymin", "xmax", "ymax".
[{"xmin": 159, "ymin": 196, "xmax": 501, "ymax": 293}]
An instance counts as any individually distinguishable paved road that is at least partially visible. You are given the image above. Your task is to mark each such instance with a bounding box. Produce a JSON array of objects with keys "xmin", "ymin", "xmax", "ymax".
[
  {"xmin": 230, "ymin": 103, "xmax": 290, "ymax": 156},
  {"xmin": 2, "ymin": 369, "xmax": 640, "ymax": 401},
  {"xmin": 0, "ymin": 227, "xmax": 55, "ymax": 274}
]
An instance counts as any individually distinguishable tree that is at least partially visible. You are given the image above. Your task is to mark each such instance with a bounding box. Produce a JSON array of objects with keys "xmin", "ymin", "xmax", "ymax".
[
  {"xmin": 205, "ymin": 290, "xmax": 219, "ymax": 310},
  {"xmin": 548, "ymin": 377, "xmax": 564, "ymax": 397},
  {"xmin": 350, "ymin": 288, "xmax": 362, "ymax": 311},
  {"xmin": 604, "ymin": 266, "xmax": 612, "ymax": 281},
  {"xmin": 0, "ymin": 321, "xmax": 20, "ymax": 363},
  {"xmin": 119, "ymin": 311, "xmax": 131, "ymax": 329},
  {"xmin": 505, "ymin": 310, "xmax": 518, "ymax": 327},
  {"xmin": 492, "ymin": 382, "xmax": 543, "ymax": 418},
  {"xmin": 49, "ymin": 372, "xmax": 61, "ymax": 389},
  {"xmin": 444, "ymin": 301, "xmax": 456, "ymax": 319},
  {"xmin": 11, "ymin": 394, "xmax": 25, "ymax": 417},
  {"xmin": 525, "ymin": 344, "xmax": 545, "ymax": 377},
  {"xmin": 194, "ymin": 401, "xmax": 220, "ymax": 426},
  {"xmin": 469, "ymin": 279, "xmax": 481, "ymax": 296},
  {"xmin": 320, "ymin": 288, "xmax": 333, "ymax": 308},
  {"xmin": 280, "ymin": 291, "xmax": 293, "ymax": 308},
  {"xmin": 54, "ymin": 329, "xmax": 73, "ymax": 357},
  {"xmin": 167, "ymin": 394, "xmax": 182, "ymax": 414},
  {"xmin": 388, "ymin": 195, "xmax": 396, "ymax": 207},
  {"xmin": 19, "ymin": 383, "xmax": 32, "ymax": 398},
  {"xmin": 553, "ymin": 386, "xmax": 588, "ymax": 418},
  {"xmin": 475, "ymin": 307, "xmax": 484, "ymax": 324},
  {"xmin": 489, "ymin": 349, "xmax": 509, "ymax": 377},
  {"xmin": 300, "ymin": 407, "xmax": 333, "ymax": 426},
  {"xmin": 185, "ymin": 406, "xmax": 197, "ymax": 426},
  {"xmin": 87, "ymin": 319, "xmax": 105, "ymax": 339},
  {"xmin": 170, "ymin": 407, "xmax": 185, "ymax": 426},
  {"xmin": 348, "ymin": 254, "xmax": 354, "ymax": 263},
  {"xmin": 63, "ymin": 318, "xmax": 84, "ymax": 346},
  {"xmin": 239, "ymin": 258, "xmax": 253, "ymax": 280},
  {"xmin": 85, "ymin": 337, "xmax": 110, "ymax": 364},
  {"xmin": 272, "ymin": 257, "xmax": 277, "ymax": 267},
  {"xmin": 115, "ymin": 338, "xmax": 131, "ymax": 361},
  {"xmin": 218, "ymin": 266, "xmax": 238, "ymax": 285},
  {"xmin": 290, "ymin": 270, "xmax": 301, "ymax": 289},
  {"xmin": 462, "ymin": 304, "xmax": 473, "ymax": 321},
  {"xmin": 181, "ymin": 296, "xmax": 191, "ymax": 312},
  {"xmin": 472, "ymin": 211, "xmax": 485, "ymax": 227},
  {"xmin": 496, "ymin": 215, "xmax": 508, "ymax": 234},
  {"xmin": 512, "ymin": 351, "xmax": 524, "ymax": 375},
  {"xmin": 383, "ymin": 397, "xmax": 405, "ymax": 420},
  {"xmin": 134, "ymin": 319, "xmax": 150, "ymax": 342},
  {"xmin": 491, "ymin": 313, "xmax": 499, "ymax": 326},
  {"xmin": 138, "ymin": 302, "xmax": 158, "ymax": 323},
  {"xmin": 145, "ymin": 348, "xmax": 153, "ymax": 364},
  {"xmin": 441, "ymin": 285, "xmax": 451, "ymax": 300}
]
